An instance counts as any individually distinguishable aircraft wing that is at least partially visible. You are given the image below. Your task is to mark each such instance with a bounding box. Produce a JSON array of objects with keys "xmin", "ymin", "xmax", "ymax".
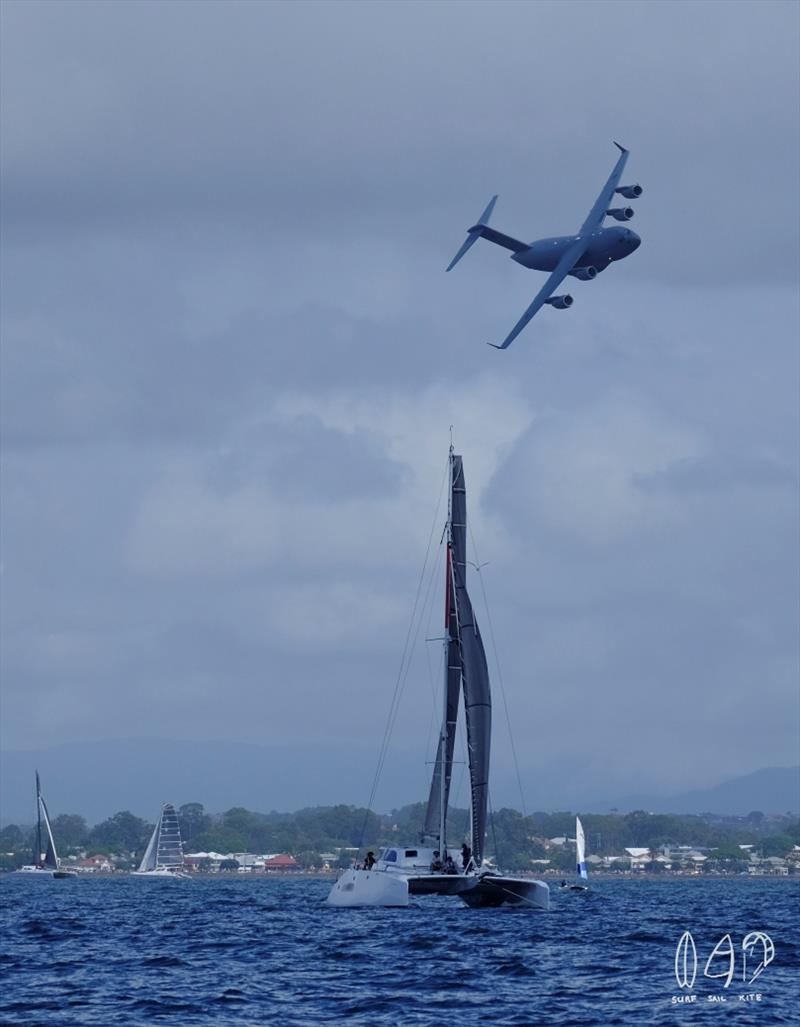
[
  {"xmin": 578, "ymin": 142, "xmax": 630, "ymax": 234},
  {"xmin": 489, "ymin": 237, "xmax": 586, "ymax": 350}
]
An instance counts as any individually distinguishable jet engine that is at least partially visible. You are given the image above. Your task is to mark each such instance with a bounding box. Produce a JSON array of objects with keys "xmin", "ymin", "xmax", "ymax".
[
  {"xmin": 544, "ymin": 294, "xmax": 573, "ymax": 309},
  {"xmin": 606, "ymin": 207, "xmax": 635, "ymax": 221},
  {"xmin": 569, "ymin": 266, "xmax": 598, "ymax": 281},
  {"xmin": 615, "ymin": 183, "xmax": 643, "ymax": 199}
]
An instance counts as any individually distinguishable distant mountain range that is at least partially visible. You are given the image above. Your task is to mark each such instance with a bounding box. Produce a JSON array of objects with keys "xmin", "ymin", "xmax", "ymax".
[
  {"xmin": 0, "ymin": 738, "xmax": 797, "ymax": 824},
  {"xmin": 590, "ymin": 766, "xmax": 800, "ymax": 817}
]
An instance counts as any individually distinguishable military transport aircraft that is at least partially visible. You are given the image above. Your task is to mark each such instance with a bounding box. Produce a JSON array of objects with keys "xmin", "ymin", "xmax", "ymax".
[{"xmin": 446, "ymin": 143, "xmax": 643, "ymax": 350}]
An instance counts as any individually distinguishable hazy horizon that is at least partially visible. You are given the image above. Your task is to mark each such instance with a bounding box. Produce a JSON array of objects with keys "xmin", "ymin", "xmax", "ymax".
[{"xmin": 2, "ymin": 737, "xmax": 797, "ymax": 825}]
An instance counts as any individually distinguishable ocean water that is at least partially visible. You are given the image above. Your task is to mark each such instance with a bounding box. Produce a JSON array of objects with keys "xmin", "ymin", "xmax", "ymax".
[{"xmin": 0, "ymin": 876, "xmax": 797, "ymax": 1026}]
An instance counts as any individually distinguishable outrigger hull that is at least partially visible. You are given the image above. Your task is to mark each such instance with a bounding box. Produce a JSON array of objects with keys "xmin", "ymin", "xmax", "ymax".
[{"xmin": 457, "ymin": 875, "xmax": 549, "ymax": 910}]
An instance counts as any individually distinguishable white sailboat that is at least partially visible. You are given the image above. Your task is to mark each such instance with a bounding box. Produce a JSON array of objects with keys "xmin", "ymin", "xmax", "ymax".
[
  {"xmin": 132, "ymin": 804, "xmax": 189, "ymax": 878},
  {"xmin": 327, "ymin": 447, "xmax": 549, "ymax": 910},
  {"xmin": 16, "ymin": 771, "xmax": 77, "ymax": 879},
  {"xmin": 561, "ymin": 816, "xmax": 589, "ymax": 891}
]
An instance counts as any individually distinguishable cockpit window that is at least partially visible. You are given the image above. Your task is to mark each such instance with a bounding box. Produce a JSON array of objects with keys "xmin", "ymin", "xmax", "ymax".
[
  {"xmin": 404, "ymin": 850, "xmax": 418, "ymax": 858},
  {"xmin": 384, "ymin": 850, "xmax": 397, "ymax": 862}
]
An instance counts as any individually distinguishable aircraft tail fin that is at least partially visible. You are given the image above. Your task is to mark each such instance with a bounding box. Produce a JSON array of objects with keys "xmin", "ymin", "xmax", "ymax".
[{"xmin": 446, "ymin": 195, "xmax": 498, "ymax": 272}]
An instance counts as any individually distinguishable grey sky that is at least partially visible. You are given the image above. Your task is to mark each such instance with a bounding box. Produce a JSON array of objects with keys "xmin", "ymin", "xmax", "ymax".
[{"xmin": 1, "ymin": 0, "xmax": 798, "ymax": 818}]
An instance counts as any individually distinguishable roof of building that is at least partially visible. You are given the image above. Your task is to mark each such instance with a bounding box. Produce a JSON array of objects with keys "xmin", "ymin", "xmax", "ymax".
[{"xmin": 264, "ymin": 854, "xmax": 299, "ymax": 868}]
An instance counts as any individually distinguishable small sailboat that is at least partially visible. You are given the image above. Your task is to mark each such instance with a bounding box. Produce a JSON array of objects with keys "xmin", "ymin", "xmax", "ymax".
[
  {"xmin": 132, "ymin": 804, "xmax": 189, "ymax": 878},
  {"xmin": 16, "ymin": 772, "xmax": 77, "ymax": 878},
  {"xmin": 327, "ymin": 446, "xmax": 549, "ymax": 910},
  {"xmin": 561, "ymin": 816, "xmax": 589, "ymax": 891}
]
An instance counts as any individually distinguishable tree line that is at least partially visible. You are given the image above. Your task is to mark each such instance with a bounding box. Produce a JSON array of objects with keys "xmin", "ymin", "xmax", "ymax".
[{"xmin": 1, "ymin": 802, "xmax": 797, "ymax": 872}]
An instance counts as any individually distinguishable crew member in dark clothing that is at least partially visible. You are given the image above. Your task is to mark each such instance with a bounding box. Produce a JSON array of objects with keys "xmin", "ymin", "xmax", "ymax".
[
  {"xmin": 461, "ymin": 843, "xmax": 472, "ymax": 871},
  {"xmin": 430, "ymin": 850, "xmax": 443, "ymax": 872},
  {"xmin": 364, "ymin": 851, "xmax": 376, "ymax": 870},
  {"xmin": 443, "ymin": 855, "xmax": 457, "ymax": 875}
]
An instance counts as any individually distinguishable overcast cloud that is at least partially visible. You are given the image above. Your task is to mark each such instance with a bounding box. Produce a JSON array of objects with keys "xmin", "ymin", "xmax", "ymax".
[{"xmin": 1, "ymin": 0, "xmax": 798, "ymax": 817}]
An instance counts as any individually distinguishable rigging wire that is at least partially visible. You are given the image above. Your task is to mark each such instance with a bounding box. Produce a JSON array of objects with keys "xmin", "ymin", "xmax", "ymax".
[
  {"xmin": 383, "ymin": 521, "xmax": 444, "ymax": 798},
  {"xmin": 468, "ymin": 522, "xmax": 528, "ymax": 819},
  {"xmin": 358, "ymin": 458, "xmax": 449, "ymax": 848},
  {"xmin": 488, "ymin": 789, "xmax": 501, "ymax": 871}
]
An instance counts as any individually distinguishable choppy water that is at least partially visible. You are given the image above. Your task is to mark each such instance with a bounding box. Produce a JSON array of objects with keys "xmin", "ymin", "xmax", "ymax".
[{"xmin": 1, "ymin": 876, "xmax": 797, "ymax": 1025}]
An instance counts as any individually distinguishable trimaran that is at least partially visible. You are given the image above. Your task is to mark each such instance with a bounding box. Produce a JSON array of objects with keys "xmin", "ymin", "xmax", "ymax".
[
  {"xmin": 16, "ymin": 771, "xmax": 77, "ymax": 879},
  {"xmin": 327, "ymin": 446, "xmax": 549, "ymax": 909}
]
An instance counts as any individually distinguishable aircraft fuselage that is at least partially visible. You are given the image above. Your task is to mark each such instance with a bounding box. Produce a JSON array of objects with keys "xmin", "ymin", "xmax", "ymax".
[{"xmin": 512, "ymin": 226, "xmax": 640, "ymax": 273}]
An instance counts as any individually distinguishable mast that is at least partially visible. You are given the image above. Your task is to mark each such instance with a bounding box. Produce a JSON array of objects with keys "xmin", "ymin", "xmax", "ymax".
[
  {"xmin": 438, "ymin": 442, "xmax": 455, "ymax": 858},
  {"xmin": 422, "ymin": 445, "xmax": 462, "ymax": 849},
  {"xmin": 35, "ymin": 771, "xmax": 42, "ymax": 866}
]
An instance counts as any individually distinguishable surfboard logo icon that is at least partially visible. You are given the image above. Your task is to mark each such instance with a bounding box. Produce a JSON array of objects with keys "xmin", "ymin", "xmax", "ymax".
[{"xmin": 675, "ymin": 931, "xmax": 698, "ymax": 989}]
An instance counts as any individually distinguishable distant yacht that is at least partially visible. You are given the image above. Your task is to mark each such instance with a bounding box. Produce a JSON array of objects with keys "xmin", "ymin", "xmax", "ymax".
[
  {"xmin": 561, "ymin": 816, "xmax": 589, "ymax": 891},
  {"xmin": 327, "ymin": 446, "xmax": 549, "ymax": 910},
  {"xmin": 132, "ymin": 804, "xmax": 189, "ymax": 878},
  {"xmin": 16, "ymin": 772, "xmax": 77, "ymax": 879}
]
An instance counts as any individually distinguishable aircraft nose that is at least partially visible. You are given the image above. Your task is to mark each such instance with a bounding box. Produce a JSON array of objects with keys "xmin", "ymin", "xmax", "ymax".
[{"xmin": 628, "ymin": 231, "xmax": 641, "ymax": 251}]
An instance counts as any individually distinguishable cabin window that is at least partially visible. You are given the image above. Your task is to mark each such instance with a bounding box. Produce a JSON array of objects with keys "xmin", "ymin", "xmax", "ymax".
[
  {"xmin": 384, "ymin": 850, "xmax": 397, "ymax": 862},
  {"xmin": 404, "ymin": 850, "xmax": 418, "ymax": 858}
]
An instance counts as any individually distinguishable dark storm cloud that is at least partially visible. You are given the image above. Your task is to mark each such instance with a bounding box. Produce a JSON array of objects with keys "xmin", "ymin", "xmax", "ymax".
[{"xmin": 1, "ymin": 0, "xmax": 797, "ymax": 814}]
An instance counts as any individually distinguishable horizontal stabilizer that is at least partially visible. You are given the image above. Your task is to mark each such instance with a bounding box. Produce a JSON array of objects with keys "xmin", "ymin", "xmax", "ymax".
[
  {"xmin": 446, "ymin": 194, "xmax": 498, "ymax": 272},
  {"xmin": 446, "ymin": 230, "xmax": 481, "ymax": 272}
]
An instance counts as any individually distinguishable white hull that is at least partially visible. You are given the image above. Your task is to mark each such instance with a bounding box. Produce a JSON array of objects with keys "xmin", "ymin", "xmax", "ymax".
[
  {"xmin": 326, "ymin": 868, "xmax": 409, "ymax": 907},
  {"xmin": 326, "ymin": 865, "xmax": 548, "ymax": 910},
  {"xmin": 15, "ymin": 865, "xmax": 77, "ymax": 879},
  {"xmin": 132, "ymin": 867, "xmax": 189, "ymax": 879}
]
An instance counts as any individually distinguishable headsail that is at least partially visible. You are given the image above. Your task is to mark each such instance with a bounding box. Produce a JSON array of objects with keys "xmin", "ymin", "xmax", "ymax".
[
  {"xmin": 39, "ymin": 794, "xmax": 59, "ymax": 869},
  {"xmin": 576, "ymin": 816, "xmax": 588, "ymax": 882},
  {"xmin": 423, "ymin": 543, "xmax": 461, "ymax": 844},
  {"xmin": 138, "ymin": 821, "xmax": 159, "ymax": 873},
  {"xmin": 33, "ymin": 772, "xmax": 59, "ymax": 869}
]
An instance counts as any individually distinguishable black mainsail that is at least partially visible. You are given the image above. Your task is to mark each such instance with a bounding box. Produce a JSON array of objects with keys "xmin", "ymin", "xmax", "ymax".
[{"xmin": 423, "ymin": 453, "xmax": 492, "ymax": 866}]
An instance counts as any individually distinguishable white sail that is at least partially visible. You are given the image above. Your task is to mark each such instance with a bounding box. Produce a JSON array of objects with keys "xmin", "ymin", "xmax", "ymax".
[
  {"xmin": 576, "ymin": 816, "xmax": 588, "ymax": 882},
  {"xmin": 137, "ymin": 821, "xmax": 159, "ymax": 873}
]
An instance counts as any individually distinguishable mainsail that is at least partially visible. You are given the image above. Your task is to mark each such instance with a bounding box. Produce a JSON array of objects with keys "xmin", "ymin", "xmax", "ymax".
[
  {"xmin": 138, "ymin": 804, "xmax": 184, "ymax": 872},
  {"xmin": 576, "ymin": 816, "xmax": 588, "ymax": 881},
  {"xmin": 423, "ymin": 453, "xmax": 492, "ymax": 866}
]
